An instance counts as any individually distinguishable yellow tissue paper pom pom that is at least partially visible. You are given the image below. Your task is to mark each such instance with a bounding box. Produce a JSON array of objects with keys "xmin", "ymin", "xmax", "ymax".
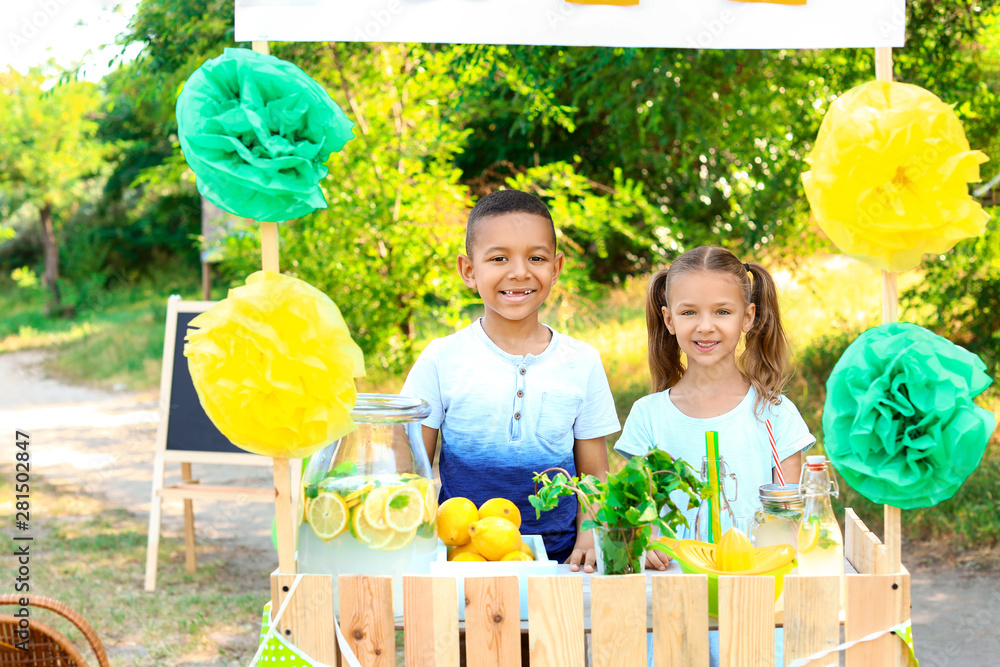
[
  {"xmin": 802, "ymin": 80, "xmax": 990, "ymax": 273},
  {"xmin": 184, "ymin": 271, "xmax": 365, "ymax": 459}
]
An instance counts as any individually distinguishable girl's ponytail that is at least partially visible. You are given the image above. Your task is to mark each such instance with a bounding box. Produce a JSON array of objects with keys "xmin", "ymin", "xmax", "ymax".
[
  {"xmin": 646, "ymin": 268, "xmax": 684, "ymax": 392},
  {"xmin": 741, "ymin": 262, "xmax": 791, "ymax": 411}
]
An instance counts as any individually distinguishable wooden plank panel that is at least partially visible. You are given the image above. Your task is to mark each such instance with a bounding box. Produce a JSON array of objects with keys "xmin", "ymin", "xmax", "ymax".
[
  {"xmin": 528, "ymin": 576, "xmax": 584, "ymax": 667},
  {"xmin": 403, "ymin": 575, "xmax": 459, "ymax": 667},
  {"xmin": 843, "ymin": 508, "xmax": 867, "ymax": 571},
  {"xmin": 717, "ymin": 576, "xmax": 774, "ymax": 667},
  {"xmin": 340, "ymin": 574, "xmax": 396, "ymax": 666},
  {"xmin": 783, "ymin": 575, "xmax": 839, "ymax": 666},
  {"xmin": 465, "ymin": 575, "xmax": 521, "ymax": 667},
  {"xmin": 861, "ymin": 531, "xmax": 881, "ymax": 575},
  {"xmin": 591, "ymin": 574, "xmax": 647, "ymax": 667},
  {"xmin": 845, "ymin": 573, "xmax": 910, "ymax": 667},
  {"xmin": 271, "ymin": 573, "xmax": 338, "ymax": 665},
  {"xmin": 652, "ymin": 575, "xmax": 709, "ymax": 667}
]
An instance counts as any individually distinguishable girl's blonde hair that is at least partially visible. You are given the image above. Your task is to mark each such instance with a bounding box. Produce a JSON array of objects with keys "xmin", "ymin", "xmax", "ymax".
[{"xmin": 646, "ymin": 246, "xmax": 790, "ymax": 414}]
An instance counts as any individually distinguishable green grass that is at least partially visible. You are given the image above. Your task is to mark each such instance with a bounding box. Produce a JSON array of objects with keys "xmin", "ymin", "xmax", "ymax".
[
  {"xmin": 0, "ymin": 477, "xmax": 271, "ymax": 665},
  {"xmin": 0, "ymin": 262, "xmax": 218, "ymax": 391}
]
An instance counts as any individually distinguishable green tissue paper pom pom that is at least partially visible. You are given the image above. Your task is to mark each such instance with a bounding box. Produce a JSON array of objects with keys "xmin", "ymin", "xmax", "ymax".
[
  {"xmin": 823, "ymin": 322, "xmax": 995, "ymax": 509},
  {"xmin": 177, "ymin": 48, "xmax": 355, "ymax": 222}
]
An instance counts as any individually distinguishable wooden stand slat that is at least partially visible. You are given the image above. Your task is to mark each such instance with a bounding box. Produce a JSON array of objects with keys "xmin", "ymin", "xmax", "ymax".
[
  {"xmin": 861, "ymin": 531, "xmax": 882, "ymax": 576},
  {"xmin": 883, "ymin": 505, "xmax": 902, "ymax": 573},
  {"xmin": 273, "ymin": 457, "xmax": 296, "ymax": 575},
  {"xmin": 590, "ymin": 574, "xmax": 647, "ymax": 667},
  {"xmin": 783, "ymin": 575, "xmax": 840, "ymax": 666},
  {"xmin": 845, "ymin": 573, "xmax": 910, "ymax": 667},
  {"xmin": 271, "ymin": 573, "xmax": 338, "ymax": 665},
  {"xmin": 403, "ymin": 575, "xmax": 459, "ymax": 667},
  {"xmin": 652, "ymin": 575, "xmax": 709, "ymax": 667},
  {"xmin": 875, "ymin": 47, "xmax": 894, "ymax": 86},
  {"xmin": 465, "ymin": 576, "xmax": 522, "ymax": 667},
  {"xmin": 844, "ymin": 508, "xmax": 868, "ymax": 571},
  {"xmin": 717, "ymin": 576, "xmax": 774, "ymax": 667},
  {"xmin": 527, "ymin": 576, "xmax": 584, "ymax": 667},
  {"xmin": 340, "ymin": 575, "xmax": 396, "ymax": 666}
]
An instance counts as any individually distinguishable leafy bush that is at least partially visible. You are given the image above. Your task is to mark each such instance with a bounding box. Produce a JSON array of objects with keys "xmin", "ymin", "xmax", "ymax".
[{"xmin": 903, "ymin": 210, "xmax": 1000, "ymax": 376}]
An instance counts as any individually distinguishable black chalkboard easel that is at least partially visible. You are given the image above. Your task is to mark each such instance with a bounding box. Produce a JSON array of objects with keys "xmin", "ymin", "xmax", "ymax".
[{"xmin": 144, "ymin": 296, "xmax": 275, "ymax": 591}]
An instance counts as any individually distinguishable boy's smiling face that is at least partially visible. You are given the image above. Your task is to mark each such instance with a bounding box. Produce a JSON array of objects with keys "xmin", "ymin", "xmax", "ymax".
[{"xmin": 457, "ymin": 212, "xmax": 563, "ymax": 330}]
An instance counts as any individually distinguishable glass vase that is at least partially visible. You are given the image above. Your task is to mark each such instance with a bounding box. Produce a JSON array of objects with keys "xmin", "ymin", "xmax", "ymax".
[{"xmin": 593, "ymin": 525, "xmax": 646, "ymax": 575}]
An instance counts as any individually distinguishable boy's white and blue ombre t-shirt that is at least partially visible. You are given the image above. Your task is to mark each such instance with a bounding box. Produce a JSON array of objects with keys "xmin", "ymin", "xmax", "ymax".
[
  {"xmin": 401, "ymin": 319, "xmax": 621, "ymax": 561},
  {"xmin": 613, "ymin": 387, "xmax": 815, "ymax": 530}
]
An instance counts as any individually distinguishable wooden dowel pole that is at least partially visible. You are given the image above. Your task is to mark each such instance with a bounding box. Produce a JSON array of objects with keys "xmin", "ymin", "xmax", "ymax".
[
  {"xmin": 250, "ymin": 38, "xmax": 298, "ymax": 576},
  {"xmin": 261, "ymin": 222, "xmax": 280, "ymax": 272},
  {"xmin": 875, "ymin": 45, "xmax": 902, "ymax": 575}
]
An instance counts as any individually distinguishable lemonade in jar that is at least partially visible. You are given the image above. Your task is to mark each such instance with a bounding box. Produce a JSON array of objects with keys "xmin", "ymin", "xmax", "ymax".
[{"xmin": 297, "ymin": 394, "xmax": 438, "ymax": 619}]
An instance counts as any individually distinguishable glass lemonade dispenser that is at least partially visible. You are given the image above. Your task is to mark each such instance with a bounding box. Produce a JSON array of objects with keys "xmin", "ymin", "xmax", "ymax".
[{"xmin": 297, "ymin": 394, "xmax": 438, "ymax": 618}]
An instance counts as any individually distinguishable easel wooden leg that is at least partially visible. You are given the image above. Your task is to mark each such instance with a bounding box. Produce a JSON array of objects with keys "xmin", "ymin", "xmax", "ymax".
[
  {"xmin": 144, "ymin": 454, "xmax": 166, "ymax": 591},
  {"xmin": 181, "ymin": 462, "xmax": 197, "ymax": 575}
]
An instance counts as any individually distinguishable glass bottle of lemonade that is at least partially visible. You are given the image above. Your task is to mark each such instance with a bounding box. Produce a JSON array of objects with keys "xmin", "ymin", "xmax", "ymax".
[
  {"xmin": 297, "ymin": 394, "xmax": 438, "ymax": 620},
  {"xmin": 796, "ymin": 455, "xmax": 844, "ymax": 604}
]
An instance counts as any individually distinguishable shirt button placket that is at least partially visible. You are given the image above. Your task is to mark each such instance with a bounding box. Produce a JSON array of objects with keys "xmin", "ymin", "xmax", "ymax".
[{"xmin": 513, "ymin": 366, "xmax": 527, "ymax": 440}]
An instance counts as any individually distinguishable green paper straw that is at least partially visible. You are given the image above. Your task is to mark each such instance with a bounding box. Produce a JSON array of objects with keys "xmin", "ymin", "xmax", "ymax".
[{"xmin": 706, "ymin": 431, "xmax": 721, "ymax": 543}]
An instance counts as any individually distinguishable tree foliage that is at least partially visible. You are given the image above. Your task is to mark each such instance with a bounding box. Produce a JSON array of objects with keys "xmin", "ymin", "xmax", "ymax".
[
  {"xmin": 0, "ymin": 69, "xmax": 105, "ymax": 312},
  {"xmin": 1, "ymin": 0, "xmax": 998, "ymax": 367}
]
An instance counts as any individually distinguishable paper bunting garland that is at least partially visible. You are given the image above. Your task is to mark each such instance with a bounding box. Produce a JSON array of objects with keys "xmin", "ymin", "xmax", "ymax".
[
  {"xmin": 802, "ymin": 80, "xmax": 990, "ymax": 272},
  {"xmin": 176, "ymin": 48, "xmax": 355, "ymax": 222},
  {"xmin": 185, "ymin": 271, "xmax": 365, "ymax": 459},
  {"xmin": 823, "ymin": 323, "xmax": 995, "ymax": 510}
]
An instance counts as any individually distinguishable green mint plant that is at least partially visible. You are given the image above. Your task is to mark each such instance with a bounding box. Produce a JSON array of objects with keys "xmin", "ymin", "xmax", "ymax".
[{"xmin": 529, "ymin": 450, "xmax": 705, "ymax": 574}]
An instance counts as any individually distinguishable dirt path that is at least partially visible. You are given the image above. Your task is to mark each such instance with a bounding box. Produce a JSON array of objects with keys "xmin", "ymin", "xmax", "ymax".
[{"xmin": 3, "ymin": 349, "xmax": 997, "ymax": 665}]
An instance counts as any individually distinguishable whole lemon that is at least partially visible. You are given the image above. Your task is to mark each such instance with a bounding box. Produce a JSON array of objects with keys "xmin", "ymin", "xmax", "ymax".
[
  {"xmin": 436, "ymin": 497, "xmax": 479, "ymax": 546},
  {"xmin": 500, "ymin": 551, "xmax": 533, "ymax": 562},
  {"xmin": 478, "ymin": 498, "xmax": 522, "ymax": 529},
  {"xmin": 468, "ymin": 516, "xmax": 521, "ymax": 561},
  {"xmin": 451, "ymin": 552, "xmax": 487, "ymax": 562},
  {"xmin": 447, "ymin": 543, "xmax": 482, "ymax": 561},
  {"xmin": 518, "ymin": 540, "xmax": 535, "ymax": 559}
]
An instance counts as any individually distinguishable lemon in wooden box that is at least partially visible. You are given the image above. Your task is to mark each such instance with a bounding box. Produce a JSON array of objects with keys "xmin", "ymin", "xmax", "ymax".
[{"xmin": 429, "ymin": 534, "xmax": 557, "ymax": 621}]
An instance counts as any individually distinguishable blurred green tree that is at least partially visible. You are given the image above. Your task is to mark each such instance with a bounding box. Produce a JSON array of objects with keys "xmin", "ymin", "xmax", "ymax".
[{"xmin": 0, "ymin": 69, "xmax": 105, "ymax": 315}]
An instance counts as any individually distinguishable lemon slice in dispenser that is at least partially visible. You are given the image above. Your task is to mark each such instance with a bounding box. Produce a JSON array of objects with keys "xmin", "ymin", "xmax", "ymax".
[
  {"xmin": 306, "ymin": 492, "xmax": 348, "ymax": 541},
  {"xmin": 363, "ymin": 486, "xmax": 393, "ymax": 529},
  {"xmin": 351, "ymin": 505, "xmax": 394, "ymax": 549},
  {"xmin": 379, "ymin": 527, "xmax": 417, "ymax": 552},
  {"xmin": 797, "ymin": 516, "xmax": 821, "ymax": 553},
  {"xmin": 412, "ymin": 478, "xmax": 438, "ymax": 523},
  {"xmin": 385, "ymin": 486, "xmax": 425, "ymax": 533}
]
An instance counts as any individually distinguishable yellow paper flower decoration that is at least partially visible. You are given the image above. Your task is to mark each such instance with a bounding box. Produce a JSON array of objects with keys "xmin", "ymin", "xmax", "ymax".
[
  {"xmin": 185, "ymin": 271, "xmax": 365, "ymax": 459},
  {"xmin": 802, "ymin": 80, "xmax": 990, "ymax": 272}
]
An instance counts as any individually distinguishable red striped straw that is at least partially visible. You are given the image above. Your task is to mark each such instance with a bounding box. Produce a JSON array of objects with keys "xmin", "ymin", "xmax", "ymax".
[{"xmin": 765, "ymin": 419, "xmax": 786, "ymax": 486}]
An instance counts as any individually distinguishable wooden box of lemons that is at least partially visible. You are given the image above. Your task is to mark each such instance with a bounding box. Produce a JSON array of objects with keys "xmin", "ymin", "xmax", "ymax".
[
  {"xmin": 656, "ymin": 528, "xmax": 797, "ymax": 617},
  {"xmin": 301, "ymin": 473, "xmax": 438, "ymax": 551},
  {"xmin": 438, "ymin": 497, "xmax": 535, "ymax": 562}
]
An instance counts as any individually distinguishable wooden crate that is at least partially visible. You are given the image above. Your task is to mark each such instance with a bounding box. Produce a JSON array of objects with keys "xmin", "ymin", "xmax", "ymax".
[{"xmin": 271, "ymin": 509, "xmax": 911, "ymax": 667}]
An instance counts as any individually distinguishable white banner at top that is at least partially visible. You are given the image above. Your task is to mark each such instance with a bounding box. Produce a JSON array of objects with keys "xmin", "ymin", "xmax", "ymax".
[{"xmin": 235, "ymin": 0, "xmax": 906, "ymax": 50}]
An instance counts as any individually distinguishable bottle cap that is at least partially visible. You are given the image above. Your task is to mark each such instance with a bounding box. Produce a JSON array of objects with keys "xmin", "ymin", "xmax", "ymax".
[{"xmin": 806, "ymin": 455, "xmax": 827, "ymax": 468}]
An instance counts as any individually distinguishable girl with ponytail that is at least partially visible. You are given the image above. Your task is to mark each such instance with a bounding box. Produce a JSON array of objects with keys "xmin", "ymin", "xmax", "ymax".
[{"xmin": 616, "ymin": 246, "xmax": 815, "ymax": 571}]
